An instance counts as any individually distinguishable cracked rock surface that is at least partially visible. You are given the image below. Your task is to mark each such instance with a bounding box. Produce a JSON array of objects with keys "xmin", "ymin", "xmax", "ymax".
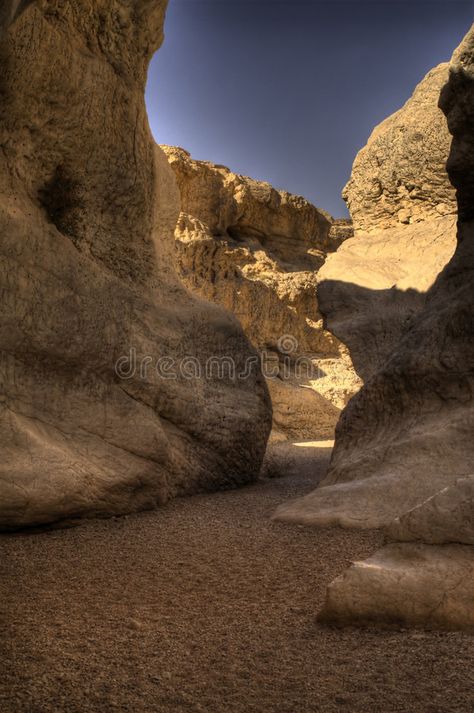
[{"xmin": 318, "ymin": 543, "xmax": 474, "ymax": 630}]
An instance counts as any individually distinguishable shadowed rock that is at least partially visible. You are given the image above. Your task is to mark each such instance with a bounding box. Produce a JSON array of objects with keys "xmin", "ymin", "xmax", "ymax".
[
  {"xmin": 312, "ymin": 25, "xmax": 474, "ymax": 631},
  {"xmin": 317, "ymin": 216, "xmax": 456, "ymax": 381},
  {"xmin": 386, "ymin": 477, "xmax": 474, "ymax": 546},
  {"xmin": 0, "ymin": 1, "xmax": 271, "ymax": 529},
  {"xmin": 275, "ymin": 40, "xmax": 467, "ymax": 528},
  {"xmin": 316, "ymin": 62, "xmax": 457, "ymax": 383}
]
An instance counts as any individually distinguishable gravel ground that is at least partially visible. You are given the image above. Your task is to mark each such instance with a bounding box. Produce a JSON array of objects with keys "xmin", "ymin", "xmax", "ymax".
[{"xmin": 1, "ymin": 444, "xmax": 473, "ymax": 713}]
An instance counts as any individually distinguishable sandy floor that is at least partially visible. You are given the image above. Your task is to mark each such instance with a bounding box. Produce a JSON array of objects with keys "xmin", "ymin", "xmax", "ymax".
[{"xmin": 1, "ymin": 444, "xmax": 473, "ymax": 713}]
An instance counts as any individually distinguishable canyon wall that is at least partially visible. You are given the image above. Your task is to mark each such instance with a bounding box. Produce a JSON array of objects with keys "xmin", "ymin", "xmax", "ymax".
[
  {"xmin": 344, "ymin": 64, "xmax": 456, "ymax": 233},
  {"xmin": 276, "ymin": 56, "xmax": 462, "ymax": 528},
  {"xmin": 318, "ymin": 63, "xmax": 457, "ymax": 381},
  {"xmin": 164, "ymin": 62, "xmax": 459, "ymax": 448},
  {"xmin": 162, "ymin": 146, "xmax": 361, "ymax": 441},
  {"xmin": 0, "ymin": 0, "xmax": 271, "ymax": 529},
  {"xmin": 283, "ymin": 27, "xmax": 474, "ymax": 630}
]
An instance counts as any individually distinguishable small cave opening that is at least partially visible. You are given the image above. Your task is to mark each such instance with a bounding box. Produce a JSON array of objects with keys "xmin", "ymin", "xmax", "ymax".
[{"xmin": 37, "ymin": 165, "xmax": 85, "ymax": 243}]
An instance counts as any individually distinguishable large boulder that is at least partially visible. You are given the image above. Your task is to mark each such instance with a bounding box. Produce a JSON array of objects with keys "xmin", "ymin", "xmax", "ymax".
[
  {"xmin": 0, "ymin": 1, "xmax": 272, "ymax": 529},
  {"xmin": 386, "ymin": 477, "xmax": 474, "ymax": 546},
  {"xmin": 318, "ymin": 542, "xmax": 474, "ymax": 631},
  {"xmin": 319, "ymin": 477, "xmax": 474, "ymax": 630},
  {"xmin": 275, "ymin": 42, "xmax": 467, "ymax": 528},
  {"xmin": 162, "ymin": 146, "xmax": 361, "ymax": 441}
]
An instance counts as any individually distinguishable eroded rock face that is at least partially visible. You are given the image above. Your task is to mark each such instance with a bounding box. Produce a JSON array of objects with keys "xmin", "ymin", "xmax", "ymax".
[
  {"xmin": 386, "ymin": 477, "xmax": 474, "ymax": 546},
  {"xmin": 275, "ymin": 42, "xmax": 467, "ymax": 528},
  {"xmin": 0, "ymin": 1, "xmax": 271, "ymax": 529},
  {"xmin": 319, "ymin": 475, "xmax": 474, "ymax": 630},
  {"xmin": 344, "ymin": 63, "xmax": 456, "ymax": 233},
  {"xmin": 0, "ymin": 0, "xmax": 32, "ymax": 36},
  {"xmin": 317, "ymin": 215, "xmax": 456, "ymax": 380},
  {"xmin": 296, "ymin": 25, "xmax": 474, "ymax": 631},
  {"xmin": 162, "ymin": 146, "xmax": 361, "ymax": 441},
  {"xmin": 316, "ymin": 63, "xmax": 458, "ymax": 382}
]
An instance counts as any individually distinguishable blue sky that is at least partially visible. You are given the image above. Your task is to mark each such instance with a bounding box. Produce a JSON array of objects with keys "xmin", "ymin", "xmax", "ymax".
[{"xmin": 146, "ymin": 0, "xmax": 474, "ymax": 217}]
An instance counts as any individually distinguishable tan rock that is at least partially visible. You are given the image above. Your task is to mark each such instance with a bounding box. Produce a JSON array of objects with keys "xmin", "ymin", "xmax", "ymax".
[
  {"xmin": 318, "ymin": 543, "xmax": 474, "ymax": 631},
  {"xmin": 275, "ymin": 39, "xmax": 466, "ymax": 528},
  {"xmin": 344, "ymin": 63, "xmax": 456, "ymax": 233},
  {"xmin": 0, "ymin": 0, "xmax": 31, "ymax": 35},
  {"xmin": 313, "ymin": 62, "xmax": 457, "ymax": 382},
  {"xmin": 386, "ymin": 477, "xmax": 474, "ymax": 546},
  {"xmin": 163, "ymin": 145, "xmax": 336, "ymax": 353},
  {"xmin": 317, "ymin": 215, "xmax": 456, "ymax": 379},
  {"xmin": 319, "ymin": 477, "xmax": 474, "ymax": 630},
  {"xmin": 162, "ymin": 146, "xmax": 361, "ymax": 441},
  {"xmin": 0, "ymin": 1, "xmax": 271, "ymax": 529},
  {"xmin": 313, "ymin": 25, "xmax": 474, "ymax": 632}
]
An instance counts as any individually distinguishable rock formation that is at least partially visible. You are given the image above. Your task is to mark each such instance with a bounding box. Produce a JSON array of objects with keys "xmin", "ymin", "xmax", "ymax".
[
  {"xmin": 345, "ymin": 63, "xmax": 456, "ymax": 233},
  {"xmin": 317, "ymin": 215, "xmax": 456, "ymax": 380},
  {"xmin": 162, "ymin": 146, "xmax": 361, "ymax": 441},
  {"xmin": 318, "ymin": 541, "xmax": 474, "ymax": 630},
  {"xmin": 0, "ymin": 1, "xmax": 272, "ymax": 529},
  {"xmin": 275, "ymin": 51, "xmax": 463, "ymax": 528},
  {"xmin": 319, "ymin": 477, "xmax": 474, "ymax": 630},
  {"xmin": 0, "ymin": 0, "xmax": 32, "ymax": 36},
  {"xmin": 283, "ymin": 25, "xmax": 474, "ymax": 630},
  {"xmin": 318, "ymin": 62, "xmax": 457, "ymax": 382},
  {"xmin": 386, "ymin": 477, "xmax": 474, "ymax": 546}
]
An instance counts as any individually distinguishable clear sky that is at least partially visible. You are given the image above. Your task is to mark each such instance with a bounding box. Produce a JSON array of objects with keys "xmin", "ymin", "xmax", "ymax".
[{"xmin": 146, "ymin": 0, "xmax": 474, "ymax": 217}]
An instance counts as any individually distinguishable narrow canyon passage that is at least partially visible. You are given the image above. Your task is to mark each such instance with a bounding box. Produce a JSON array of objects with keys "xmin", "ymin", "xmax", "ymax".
[{"xmin": 1, "ymin": 446, "xmax": 472, "ymax": 713}]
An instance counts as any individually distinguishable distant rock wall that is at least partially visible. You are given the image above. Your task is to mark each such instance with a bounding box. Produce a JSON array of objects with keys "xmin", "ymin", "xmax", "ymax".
[{"xmin": 162, "ymin": 146, "xmax": 360, "ymax": 441}]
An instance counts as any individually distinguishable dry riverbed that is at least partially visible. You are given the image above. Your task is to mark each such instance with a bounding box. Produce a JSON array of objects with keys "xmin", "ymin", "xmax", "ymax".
[{"xmin": 1, "ymin": 443, "xmax": 473, "ymax": 713}]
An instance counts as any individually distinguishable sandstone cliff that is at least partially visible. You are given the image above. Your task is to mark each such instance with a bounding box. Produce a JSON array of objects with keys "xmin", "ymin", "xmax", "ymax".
[
  {"xmin": 275, "ymin": 54, "xmax": 461, "ymax": 527},
  {"xmin": 0, "ymin": 1, "xmax": 271, "ymax": 529},
  {"xmin": 162, "ymin": 146, "xmax": 361, "ymax": 441},
  {"xmin": 280, "ymin": 26, "xmax": 474, "ymax": 630}
]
